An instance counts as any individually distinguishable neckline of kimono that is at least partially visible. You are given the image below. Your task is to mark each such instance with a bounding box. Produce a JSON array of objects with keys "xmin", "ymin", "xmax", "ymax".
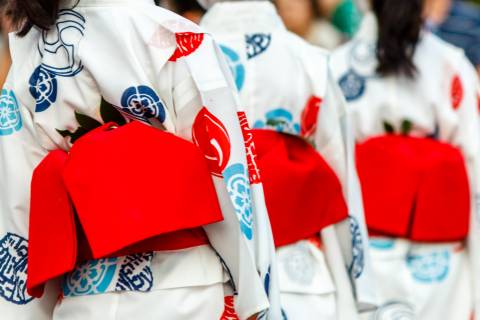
[
  {"xmin": 202, "ymin": 1, "xmax": 286, "ymax": 33},
  {"xmin": 62, "ymin": 0, "xmax": 154, "ymax": 8}
]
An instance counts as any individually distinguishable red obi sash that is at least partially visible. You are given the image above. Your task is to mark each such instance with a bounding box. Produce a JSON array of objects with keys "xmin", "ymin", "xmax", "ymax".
[
  {"xmin": 252, "ymin": 129, "xmax": 348, "ymax": 248},
  {"xmin": 28, "ymin": 122, "xmax": 222, "ymax": 297},
  {"xmin": 356, "ymin": 135, "xmax": 470, "ymax": 242}
]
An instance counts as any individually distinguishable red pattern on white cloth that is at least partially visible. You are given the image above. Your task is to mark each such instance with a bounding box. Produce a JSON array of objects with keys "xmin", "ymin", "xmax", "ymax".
[
  {"xmin": 451, "ymin": 75, "xmax": 464, "ymax": 110},
  {"xmin": 220, "ymin": 296, "xmax": 240, "ymax": 320},
  {"xmin": 169, "ymin": 32, "xmax": 205, "ymax": 61},
  {"xmin": 300, "ymin": 96, "xmax": 322, "ymax": 137},
  {"xmin": 193, "ymin": 107, "xmax": 231, "ymax": 177},
  {"xmin": 237, "ymin": 112, "xmax": 262, "ymax": 184}
]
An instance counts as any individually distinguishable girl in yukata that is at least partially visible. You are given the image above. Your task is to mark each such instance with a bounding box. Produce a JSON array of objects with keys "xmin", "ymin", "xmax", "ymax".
[
  {"xmin": 199, "ymin": 0, "xmax": 377, "ymax": 319},
  {"xmin": 0, "ymin": 0, "xmax": 278, "ymax": 319},
  {"xmin": 331, "ymin": 0, "xmax": 480, "ymax": 319}
]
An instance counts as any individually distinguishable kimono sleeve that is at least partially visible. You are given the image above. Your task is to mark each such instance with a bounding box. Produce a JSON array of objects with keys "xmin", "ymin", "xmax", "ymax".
[
  {"xmin": 318, "ymin": 69, "xmax": 377, "ymax": 313},
  {"xmin": 448, "ymin": 56, "xmax": 480, "ymax": 320},
  {"xmin": 0, "ymin": 70, "xmax": 57, "ymax": 319},
  {"xmin": 170, "ymin": 34, "xmax": 272, "ymax": 320}
]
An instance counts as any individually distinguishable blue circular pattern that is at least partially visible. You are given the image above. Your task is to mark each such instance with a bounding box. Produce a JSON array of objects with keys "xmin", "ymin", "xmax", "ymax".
[
  {"xmin": 338, "ymin": 70, "xmax": 366, "ymax": 102},
  {"xmin": 115, "ymin": 252, "xmax": 153, "ymax": 292},
  {"xmin": 0, "ymin": 233, "xmax": 33, "ymax": 305},
  {"xmin": 0, "ymin": 89, "xmax": 22, "ymax": 136},
  {"xmin": 406, "ymin": 250, "xmax": 450, "ymax": 283},
  {"xmin": 246, "ymin": 33, "xmax": 272, "ymax": 60},
  {"xmin": 121, "ymin": 85, "xmax": 166, "ymax": 123},
  {"xmin": 63, "ymin": 258, "xmax": 118, "ymax": 297},
  {"xmin": 220, "ymin": 45, "xmax": 246, "ymax": 91},
  {"xmin": 224, "ymin": 163, "xmax": 253, "ymax": 240},
  {"xmin": 369, "ymin": 238, "xmax": 396, "ymax": 251},
  {"xmin": 253, "ymin": 108, "xmax": 300, "ymax": 135},
  {"xmin": 29, "ymin": 66, "xmax": 58, "ymax": 113},
  {"xmin": 373, "ymin": 301, "xmax": 415, "ymax": 320},
  {"xmin": 348, "ymin": 216, "xmax": 365, "ymax": 279}
]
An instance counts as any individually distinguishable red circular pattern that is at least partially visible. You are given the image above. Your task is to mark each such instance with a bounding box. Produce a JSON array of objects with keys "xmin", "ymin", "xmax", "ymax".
[
  {"xmin": 451, "ymin": 75, "xmax": 464, "ymax": 110},
  {"xmin": 192, "ymin": 107, "xmax": 231, "ymax": 177},
  {"xmin": 238, "ymin": 111, "xmax": 262, "ymax": 184},
  {"xmin": 300, "ymin": 96, "xmax": 322, "ymax": 137},
  {"xmin": 169, "ymin": 32, "xmax": 205, "ymax": 62}
]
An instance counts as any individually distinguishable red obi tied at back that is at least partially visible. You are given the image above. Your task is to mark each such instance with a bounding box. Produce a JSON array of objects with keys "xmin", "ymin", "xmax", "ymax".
[
  {"xmin": 28, "ymin": 121, "xmax": 222, "ymax": 298},
  {"xmin": 252, "ymin": 129, "xmax": 348, "ymax": 248},
  {"xmin": 356, "ymin": 135, "xmax": 470, "ymax": 242}
]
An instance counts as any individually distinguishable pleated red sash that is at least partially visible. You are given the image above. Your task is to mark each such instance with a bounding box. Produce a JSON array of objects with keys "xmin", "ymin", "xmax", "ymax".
[{"xmin": 356, "ymin": 135, "xmax": 470, "ymax": 242}]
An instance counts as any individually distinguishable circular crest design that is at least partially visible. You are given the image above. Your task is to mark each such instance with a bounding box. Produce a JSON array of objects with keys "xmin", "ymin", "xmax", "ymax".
[
  {"xmin": 0, "ymin": 233, "xmax": 33, "ymax": 305},
  {"xmin": 253, "ymin": 108, "xmax": 300, "ymax": 135},
  {"xmin": 406, "ymin": 250, "xmax": 450, "ymax": 283},
  {"xmin": 0, "ymin": 89, "xmax": 23, "ymax": 136},
  {"xmin": 63, "ymin": 257, "xmax": 118, "ymax": 297},
  {"xmin": 224, "ymin": 163, "xmax": 253, "ymax": 240},
  {"xmin": 120, "ymin": 85, "xmax": 166, "ymax": 123},
  {"xmin": 338, "ymin": 70, "xmax": 366, "ymax": 102},
  {"xmin": 282, "ymin": 243, "xmax": 316, "ymax": 285},
  {"xmin": 220, "ymin": 44, "xmax": 246, "ymax": 91}
]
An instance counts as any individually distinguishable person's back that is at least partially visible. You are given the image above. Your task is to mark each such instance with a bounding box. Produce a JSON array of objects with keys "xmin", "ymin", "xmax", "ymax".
[
  {"xmin": 331, "ymin": 1, "xmax": 480, "ymax": 318},
  {"xmin": 0, "ymin": 1, "xmax": 274, "ymax": 319},
  {"xmin": 200, "ymin": 1, "xmax": 376, "ymax": 319}
]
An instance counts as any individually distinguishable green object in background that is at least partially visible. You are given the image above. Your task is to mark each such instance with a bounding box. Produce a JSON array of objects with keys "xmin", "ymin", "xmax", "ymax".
[{"xmin": 331, "ymin": 0, "xmax": 362, "ymax": 38}]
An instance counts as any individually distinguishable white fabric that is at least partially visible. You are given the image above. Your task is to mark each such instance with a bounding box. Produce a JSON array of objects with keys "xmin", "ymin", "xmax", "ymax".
[
  {"xmin": 277, "ymin": 240, "xmax": 337, "ymax": 320},
  {"xmin": 53, "ymin": 283, "xmax": 226, "ymax": 320},
  {"xmin": 362, "ymin": 238, "xmax": 472, "ymax": 320},
  {"xmin": 0, "ymin": 0, "xmax": 273, "ymax": 319},
  {"xmin": 201, "ymin": 2, "xmax": 374, "ymax": 318},
  {"xmin": 331, "ymin": 13, "xmax": 480, "ymax": 318}
]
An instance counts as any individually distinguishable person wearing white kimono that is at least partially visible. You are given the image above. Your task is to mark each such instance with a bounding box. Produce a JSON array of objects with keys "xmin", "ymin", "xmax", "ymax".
[
  {"xmin": 199, "ymin": 1, "xmax": 377, "ymax": 319},
  {"xmin": 331, "ymin": 0, "xmax": 480, "ymax": 319},
  {"xmin": 0, "ymin": 0, "xmax": 279, "ymax": 319}
]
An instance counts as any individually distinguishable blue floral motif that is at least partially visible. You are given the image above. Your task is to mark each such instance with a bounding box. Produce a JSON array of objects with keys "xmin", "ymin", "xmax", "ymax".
[
  {"xmin": 63, "ymin": 258, "xmax": 118, "ymax": 297},
  {"xmin": 253, "ymin": 108, "xmax": 301, "ymax": 135},
  {"xmin": 348, "ymin": 216, "xmax": 364, "ymax": 279},
  {"xmin": 246, "ymin": 33, "xmax": 272, "ymax": 59},
  {"xmin": 220, "ymin": 45, "xmax": 245, "ymax": 91},
  {"xmin": 0, "ymin": 89, "xmax": 22, "ymax": 136},
  {"xmin": 369, "ymin": 238, "xmax": 396, "ymax": 250},
  {"xmin": 29, "ymin": 67, "xmax": 58, "ymax": 112},
  {"xmin": 224, "ymin": 163, "xmax": 253, "ymax": 240},
  {"xmin": 115, "ymin": 252, "xmax": 154, "ymax": 292},
  {"xmin": 338, "ymin": 70, "xmax": 366, "ymax": 102},
  {"xmin": 29, "ymin": 9, "xmax": 85, "ymax": 112},
  {"xmin": 406, "ymin": 250, "xmax": 450, "ymax": 283},
  {"xmin": 0, "ymin": 233, "xmax": 32, "ymax": 305},
  {"xmin": 120, "ymin": 86, "xmax": 166, "ymax": 123}
]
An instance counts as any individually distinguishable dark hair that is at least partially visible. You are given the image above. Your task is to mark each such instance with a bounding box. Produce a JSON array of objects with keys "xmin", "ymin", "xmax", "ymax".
[
  {"xmin": 3, "ymin": 0, "xmax": 61, "ymax": 36},
  {"xmin": 169, "ymin": 0, "xmax": 205, "ymax": 15},
  {"xmin": 372, "ymin": 0, "xmax": 423, "ymax": 78}
]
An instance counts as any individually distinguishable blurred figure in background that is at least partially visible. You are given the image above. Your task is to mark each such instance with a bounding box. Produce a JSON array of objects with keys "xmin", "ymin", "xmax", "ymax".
[
  {"xmin": 199, "ymin": 0, "xmax": 376, "ymax": 319},
  {"xmin": 0, "ymin": 6, "xmax": 11, "ymax": 88},
  {"xmin": 275, "ymin": 0, "xmax": 343, "ymax": 49},
  {"xmin": 162, "ymin": 0, "xmax": 205, "ymax": 24},
  {"xmin": 331, "ymin": 0, "xmax": 480, "ymax": 318},
  {"xmin": 425, "ymin": 0, "xmax": 480, "ymax": 75}
]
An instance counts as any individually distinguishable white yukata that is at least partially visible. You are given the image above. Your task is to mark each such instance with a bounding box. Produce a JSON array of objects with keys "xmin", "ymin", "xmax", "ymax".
[
  {"xmin": 331, "ymin": 13, "xmax": 480, "ymax": 320},
  {"xmin": 0, "ymin": 0, "xmax": 279, "ymax": 319},
  {"xmin": 201, "ymin": 2, "xmax": 377, "ymax": 319}
]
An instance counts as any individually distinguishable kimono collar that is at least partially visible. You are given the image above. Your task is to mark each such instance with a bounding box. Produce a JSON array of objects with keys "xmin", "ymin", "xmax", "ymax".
[
  {"xmin": 63, "ymin": 0, "xmax": 154, "ymax": 7},
  {"xmin": 201, "ymin": 1, "xmax": 286, "ymax": 33}
]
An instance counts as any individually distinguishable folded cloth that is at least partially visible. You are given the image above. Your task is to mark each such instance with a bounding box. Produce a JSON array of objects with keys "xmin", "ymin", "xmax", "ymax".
[
  {"xmin": 252, "ymin": 129, "xmax": 348, "ymax": 248},
  {"xmin": 356, "ymin": 135, "xmax": 470, "ymax": 242},
  {"xmin": 28, "ymin": 121, "xmax": 222, "ymax": 297}
]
